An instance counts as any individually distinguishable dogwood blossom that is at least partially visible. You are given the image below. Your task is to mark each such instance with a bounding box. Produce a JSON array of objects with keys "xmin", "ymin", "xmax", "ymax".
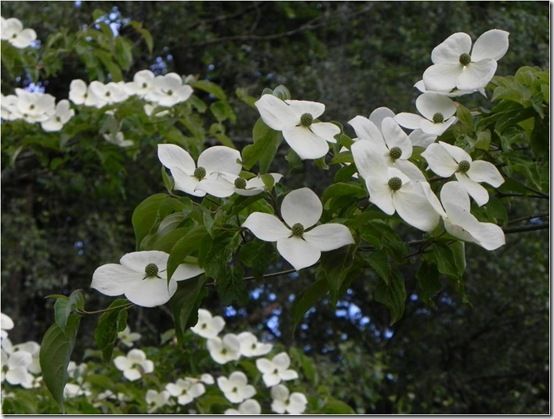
[
  {"xmin": 1, "ymin": 95, "xmax": 22, "ymax": 121},
  {"xmin": 191, "ymin": 309, "xmax": 225, "ymax": 339},
  {"xmin": 1, "ymin": 17, "xmax": 36, "ymax": 48},
  {"xmin": 15, "ymin": 89, "xmax": 55, "ymax": 123},
  {"xmin": 395, "ymin": 93, "xmax": 458, "ymax": 136},
  {"xmin": 225, "ymin": 399, "xmax": 262, "ymax": 415},
  {"xmin": 158, "ymin": 144, "xmax": 242, "ymax": 198},
  {"xmin": 69, "ymin": 79, "xmax": 102, "ymax": 107},
  {"xmin": 237, "ymin": 332, "xmax": 272, "ymax": 357},
  {"xmin": 423, "ymin": 29, "xmax": 510, "ymax": 92},
  {"xmin": 421, "ymin": 141, "xmax": 504, "ymax": 206},
  {"xmin": 64, "ymin": 382, "xmax": 92, "ymax": 399},
  {"xmin": 225, "ymin": 173, "xmax": 283, "ymax": 196},
  {"xmin": 422, "ymin": 182, "xmax": 505, "ymax": 250},
  {"xmin": 117, "ymin": 326, "xmax": 141, "ymax": 347},
  {"xmin": 41, "ymin": 100, "xmax": 74, "ymax": 132},
  {"xmin": 270, "ymin": 385, "xmax": 308, "ymax": 414},
  {"xmin": 91, "ymin": 250, "xmax": 204, "ymax": 307},
  {"xmin": 166, "ymin": 378, "xmax": 206, "ymax": 405},
  {"xmin": 113, "ymin": 349, "xmax": 154, "ymax": 381},
  {"xmin": 146, "ymin": 73, "xmax": 193, "ymax": 107},
  {"xmin": 1, "ymin": 313, "xmax": 14, "ymax": 340},
  {"xmin": 2, "ymin": 351, "xmax": 34, "ymax": 388},
  {"xmin": 217, "ymin": 371, "xmax": 256, "ymax": 403},
  {"xmin": 207, "ymin": 333, "xmax": 241, "ymax": 364},
  {"xmin": 145, "ymin": 389, "xmax": 171, "ymax": 412},
  {"xmin": 255, "ymin": 94, "xmax": 340, "ymax": 159},
  {"xmin": 12, "ymin": 341, "xmax": 40, "ymax": 374},
  {"xmin": 89, "ymin": 81, "xmax": 129, "ymax": 107},
  {"xmin": 242, "ymin": 188, "xmax": 354, "ymax": 270},
  {"xmin": 256, "ymin": 352, "xmax": 298, "ymax": 387},
  {"xmin": 126, "ymin": 69, "xmax": 156, "ymax": 97},
  {"xmin": 352, "ymin": 141, "xmax": 440, "ymax": 232}
]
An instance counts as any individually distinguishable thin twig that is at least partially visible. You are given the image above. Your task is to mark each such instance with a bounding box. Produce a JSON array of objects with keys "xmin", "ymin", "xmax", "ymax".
[{"xmin": 503, "ymin": 223, "xmax": 549, "ymax": 234}]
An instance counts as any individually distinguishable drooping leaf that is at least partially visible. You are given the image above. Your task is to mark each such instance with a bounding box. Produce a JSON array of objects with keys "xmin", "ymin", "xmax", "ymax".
[
  {"xmin": 94, "ymin": 299, "xmax": 130, "ymax": 361},
  {"xmin": 169, "ymin": 276, "xmax": 207, "ymax": 344}
]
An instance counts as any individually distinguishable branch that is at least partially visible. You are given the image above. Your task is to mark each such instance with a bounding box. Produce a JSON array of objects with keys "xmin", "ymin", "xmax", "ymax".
[
  {"xmin": 498, "ymin": 192, "xmax": 548, "ymax": 200},
  {"xmin": 503, "ymin": 223, "xmax": 548, "ymax": 235}
]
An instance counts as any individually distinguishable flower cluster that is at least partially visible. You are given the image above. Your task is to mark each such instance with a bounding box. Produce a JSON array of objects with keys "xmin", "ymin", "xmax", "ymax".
[{"xmin": 0, "ymin": 17, "xmax": 36, "ymax": 48}]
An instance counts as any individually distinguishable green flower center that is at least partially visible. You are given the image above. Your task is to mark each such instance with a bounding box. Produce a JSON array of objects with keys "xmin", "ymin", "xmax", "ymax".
[
  {"xmin": 432, "ymin": 113, "xmax": 444, "ymax": 123},
  {"xmin": 459, "ymin": 53, "xmax": 471, "ymax": 66},
  {"xmin": 251, "ymin": 343, "xmax": 257, "ymax": 349},
  {"xmin": 144, "ymin": 263, "xmax": 159, "ymax": 277},
  {"xmin": 234, "ymin": 177, "xmax": 247, "ymax": 189},
  {"xmin": 231, "ymin": 387, "xmax": 238, "ymax": 393},
  {"xmin": 194, "ymin": 167, "xmax": 206, "ymax": 180},
  {"xmin": 55, "ymin": 116, "xmax": 61, "ymax": 122},
  {"xmin": 142, "ymin": 82, "xmax": 148, "ymax": 88},
  {"xmin": 389, "ymin": 147, "xmax": 402, "ymax": 160},
  {"xmin": 300, "ymin": 113, "xmax": 313, "ymax": 127},
  {"xmin": 388, "ymin": 177, "xmax": 402, "ymax": 191},
  {"xmin": 221, "ymin": 348, "xmax": 228, "ymax": 355},
  {"xmin": 291, "ymin": 223, "xmax": 305, "ymax": 237},
  {"xmin": 457, "ymin": 160, "xmax": 471, "ymax": 173},
  {"xmin": 29, "ymin": 104, "xmax": 35, "ymax": 110},
  {"xmin": 105, "ymin": 91, "xmax": 111, "ymax": 97},
  {"xmin": 166, "ymin": 89, "xmax": 173, "ymax": 96},
  {"xmin": 273, "ymin": 368, "xmax": 279, "ymax": 375}
]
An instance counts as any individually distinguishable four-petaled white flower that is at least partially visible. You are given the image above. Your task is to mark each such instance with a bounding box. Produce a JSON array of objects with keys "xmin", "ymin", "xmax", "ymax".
[
  {"xmin": 12, "ymin": 341, "xmax": 41, "ymax": 374},
  {"xmin": 422, "ymin": 182, "xmax": 505, "ymax": 250},
  {"xmin": 421, "ymin": 141, "xmax": 504, "ymax": 206},
  {"xmin": 158, "ymin": 144, "xmax": 242, "ymax": 198},
  {"xmin": 145, "ymin": 389, "xmax": 171, "ymax": 412},
  {"xmin": 242, "ymin": 188, "xmax": 354, "ymax": 271},
  {"xmin": 207, "ymin": 333, "xmax": 241, "ymax": 364},
  {"xmin": 91, "ymin": 250, "xmax": 204, "ymax": 307},
  {"xmin": 217, "ymin": 371, "xmax": 256, "ymax": 403},
  {"xmin": 2, "ymin": 351, "xmax": 34, "ymax": 388},
  {"xmin": 191, "ymin": 309, "xmax": 225, "ymax": 339},
  {"xmin": 255, "ymin": 94, "xmax": 340, "ymax": 160},
  {"xmin": 237, "ymin": 332, "xmax": 273, "ymax": 357},
  {"xmin": 1, "ymin": 17, "xmax": 36, "ymax": 48},
  {"xmin": 270, "ymin": 384, "xmax": 308, "ymax": 414},
  {"xmin": 113, "ymin": 349, "xmax": 154, "ymax": 381},
  {"xmin": 126, "ymin": 70, "xmax": 156, "ymax": 97},
  {"xmin": 69, "ymin": 79, "xmax": 102, "ymax": 107},
  {"xmin": 395, "ymin": 93, "xmax": 458, "ymax": 136},
  {"xmin": 423, "ymin": 30, "xmax": 510, "ymax": 92},
  {"xmin": 166, "ymin": 378, "xmax": 206, "ymax": 405},
  {"xmin": 255, "ymin": 352, "xmax": 298, "ymax": 387},
  {"xmin": 15, "ymin": 89, "xmax": 55, "ymax": 123},
  {"xmin": 146, "ymin": 73, "xmax": 193, "ymax": 107},
  {"xmin": 224, "ymin": 399, "xmax": 262, "ymax": 415},
  {"xmin": 41, "ymin": 100, "xmax": 74, "ymax": 132},
  {"xmin": 352, "ymin": 141, "xmax": 440, "ymax": 232},
  {"xmin": 117, "ymin": 326, "xmax": 141, "ymax": 347},
  {"xmin": 89, "ymin": 81, "xmax": 129, "ymax": 107}
]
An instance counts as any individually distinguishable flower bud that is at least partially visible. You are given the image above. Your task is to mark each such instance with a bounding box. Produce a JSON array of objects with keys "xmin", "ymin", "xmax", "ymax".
[
  {"xmin": 144, "ymin": 263, "xmax": 159, "ymax": 278},
  {"xmin": 432, "ymin": 113, "xmax": 444, "ymax": 123},
  {"xmin": 194, "ymin": 167, "xmax": 206, "ymax": 180},
  {"xmin": 388, "ymin": 177, "xmax": 402, "ymax": 191},
  {"xmin": 291, "ymin": 223, "xmax": 305, "ymax": 237},
  {"xmin": 300, "ymin": 113, "xmax": 313, "ymax": 127},
  {"xmin": 234, "ymin": 177, "xmax": 247, "ymax": 189},
  {"xmin": 389, "ymin": 147, "xmax": 402, "ymax": 160},
  {"xmin": 457, "ymin": 160, "xmax": 471, "ymax": 173},
  {"xmin": 459, "ymin": 53, "xmax": 471, "ymax": 66}
]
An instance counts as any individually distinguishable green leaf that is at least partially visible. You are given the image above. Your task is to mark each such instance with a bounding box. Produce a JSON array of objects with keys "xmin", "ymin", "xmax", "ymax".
[
  {"xmin": 54, "ymin": 290, "xmax": 85, "ymax": 330},
  {"xmin": 94, "ymin": 299, "xmax": 130, "ymax": 361},
  {"xmin": 129, "ymin": 21, "xmax": 153, "ymax": 54},
  {"xmin": 317, "ymin": 246, "xmax": 355, "ymax": 304},
  {"xmin": 40, "ymin": 314, "xmax": 81, "ymax": 410},
  {"xmin": 374, "ymin": 270, "xmax": 406, "ymax": 324},
  {"xmin": 416, "ymin": 262, "xmax": 442, "ymax": 305},
  {"xmin": 431, "ymin": 241, "xmax": 466, "ymax": 279},
  {"xmin": 291, "ymin": 278, "xmax": 328, "ymax": 330},
  {"xmin": 273, "ymin": 85, "xmax": 291, "ymax": 100},
  {"xmin": 365, "ymin": 251, "xmax": 391, "ymax": 284},
  {"xmin": 320, "ymin": 398, "xmax": 356, "ymax": 414},
  {"xmin": 192, "ymin": 80, "xmax": 227, "ymax": 100},
  {"xmin": 241, "ymin": 119, "xmax": 282, "ymax": 172},
  {"xmin": 169, "ymin": 276, "xmax": 207, "ymax": 344},
  {"xmin": 167, "ymin": 227, "xmax": 208, "ymax": 279}
]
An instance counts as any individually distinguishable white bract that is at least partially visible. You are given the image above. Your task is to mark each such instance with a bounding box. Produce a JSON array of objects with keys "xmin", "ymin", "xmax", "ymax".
[
  {"xmin": 89, "ymin": 81, "xmax": 129, "ymax": 107},
  {"xmin": 2, "ymin": 351, "xmax": 34, "ymax": 388},
  {"xmin": 126, "ymin": 69, "xmax": 156, "ymax": 97},
  {"xmin": 145, "ymin": 389, "xmax": 171, "ymax": 412},
  {"xmin": 158, "ymin": 144, "xmax": 242, "ymax": 198},
  {"xmin": 422, "ymin": 182, "xmax": 505, "ymax": 250},
  {"xmin": 15, "ymin": 89, "xmax": 55, "ymax": 123},
  {"xmin": 12, "ymin": 341, "xmax": 41, "ymax": 374},
  {"xmin": 224, "ymin": 399, "xmax": 262, "ymax": 415},
  {"xmin": 352, "ymin": 141, "xmax": 440, "ymax": 232},
  {"xmin": 1, "ymin": 17, "xmax": 36, "ymax": 48},
  {"xmin": 237, "ymin": 331, "xmax": 272, "ymax": 357},
  {"xmin": 270, "ymin": 384, "xmax": 308, "ymax": 414},
  {"xmin": 199, "ymin": 373, "xmax": 215, "ymax": 385},
  {"xmin": 69, "ymin": 79, "xmax": 102, "ymax": 107},
  {"xmin": 217, "ymin": 371, "xmax": 256, "ymax": 403},
  {"xmin": 91, "ymin": 250, "xmax": 204, "ymax": 307},
  {"xmin": 421, "ymin": 141, "xmax": 504, "ymax": 206},
  {"xmin": 117, "ymin": 326, "xmax": 141, "ymax": 347},
  {"xmin": 1, "ymin": 95, "xmax": 22, "ymax": 121},
  {"xmin": 41, "ymin": 100, "xmax": 74, "ymax": 132},
  {"xmin": 1, "ymin": 313, "xmax": 14, "ymax": 340},
  {"xmin": 395, "ymin": 93, "xmax": 458, "ymax": 136},
  {"xmin": 225, "ymin": 173, "xmax": 283, "ymax": 196},
  {"xmin": 242, "ymin": 188, "xmax": 354, "ymax": 271},
  {"xmin": 166, "ymin": 378, "xmax": 206, "ymax": 405},
  {"xmin": 207, "ymin": 333, "xmax": 241, "ymax": 364},
  {"xmin": 255, "ymin": 94, "xmax": 340, "ymax": 159},
  {"xmin": 414, "ymin": 79, "xmax": 486, "ymax": 98},
  {"xmin": 146, "ymin": 73, "xmax": 193, "ymax": 107},
  {"xmin": 113, "ymin": 349, "xmax": 154, "ymax": 381},
  {"xmin": 422, "ymin": 29, "xmax": 510, "ymax": 92},
  {"xmin": 191, "ymin": 308, "xmax": 225, "ymax": 339},
  {"xmin": 103, "ymin": 131, "xmax": 134, "ymax": 148},
  {"xmin": 255, "ymin": 352, "xmax": 298, "ymax": 387}
]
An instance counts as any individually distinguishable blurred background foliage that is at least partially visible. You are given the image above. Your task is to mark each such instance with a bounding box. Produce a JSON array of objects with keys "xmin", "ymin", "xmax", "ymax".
[{"xmin": 1, "ymin": 1, "xmax": 549, "ymax": 413}]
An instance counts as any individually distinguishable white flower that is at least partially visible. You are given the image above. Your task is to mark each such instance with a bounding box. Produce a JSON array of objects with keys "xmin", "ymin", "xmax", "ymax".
[
  {"xmin": 89, "ymin": 81, "xmax": 129, "ymax": 107},
  {"xmin": 217, "ymin": 371, "xmax": 256, "ymax": 403},
  {"xmin": 15, "ymin": 89, "xmax": 55, "ymax": 123},
  {"xmin": 64, "ymin": 382, "xmax": 92, "ymax": 399},
  {"xmin": 225, "ymin": 399, "xmax": 262, "ymax": 415},
  {"xmin": 166, "ymin": 378, "xmax": 205, "ymax": 405},
  {"xmin": 414, "ymin": 79, "xmax": 486, "ymax": 98},
  {"xmin": 225, "ymin": 173, "xmax": 283, "ymax": 196},
  {"xmin": 158, "ymin": 144, "xmax": 242, "ymax": 198},
  {"xmin": 1, "ymin": 313, "xmax": 14, "ymax": 340},
  {"xmin": 199, "ymin": 373, "xmax": 215, "ymax": 385},
  {"xmin": 67, "ymin": 361, "xmax": 87, "ymax": 381},
  {"xmin": 1, "ymin": 17, "xmax": 36, "ymax": 48},
  {"xmin": 255, "ymin": 352, "xmax": 298, "ymax": 387},
  {"xmin": 12, "ymin": 341, "xmax": 40, "ymax": 374},
  {"xmin": 145, "ymin": 389, "xmax": 171, "ymax": 412},
  {"xmin": 237, "ymin": 332, "xmax": 272, "ymax": 357},
  {"xmin": 103, "ymin": 131, "xmax": 134, "ymax": 148},
  {"xmin": 144, "ymin": 103, "xmax": 170, "ymax": 118},
  {"xmin": 41, "ymin": 100, "xmax": 74, "ymax": 132},
  {"xmin": 3, "ymin": 351, "xmax": 34, "ymax": 388},
  {"xmin": 117, "ymin": 326, "xmax": 141, "ymax": 347},
  {"xmin": 270, "ymin": 385, "xmax": 307, "ymax": 414},
  {"xmin": 1, "ymin": 95, "xmax": 22, "ymax": 121},
  {"xmin": 421, "ymin": 141, "xmax": 504, "ymax": 206},
  {"xmin": 422, "ymin": 182, "xmax": 505, "ymax": 250},
  {"xmin": 395, "ymin": 93, "xmax": 458, "ymax": 136},
  {"xmin": 191, "ymin": 309, "xmax": 225, "ymax": 339},
  {"xmin": 69, "ymin": 79, "xmax": 102, "ymax": 107},
  {"xmin": 207, "ymin": 333, "xmax": 241, "ymax": 364},
  {"xmin": 113, "ymin": 349, "xmax": 154, "ymax": 381},
  {"xmin": 242, "ymin": 188, "xmax": 354, "ymax": 271},
  {"xmin": 126, "ymin": 69, "xmax": 156, "ymax": 97},
  {"xmin": 422, "ymin": 29, "xmax": 509, "ymax": 92},
  {"xmin": 255, "ymin": 94, "xmax": 340, "ymax": 160},
  {"xmin": 352, "ymin": 141, "xmax": 440, "ymax": 232},
  {"xmin": 91, "ymin": 250, "xmax": 204, "ymax": 307},
  {"xmin": 146, "ymin": 73, "xmax": 193, "ymax": 107}
]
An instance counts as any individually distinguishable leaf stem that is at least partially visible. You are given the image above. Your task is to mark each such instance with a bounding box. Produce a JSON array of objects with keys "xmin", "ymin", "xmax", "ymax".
[{"xmin": 75, "ymin": 303, "xmax": 133, "ymax": 316}]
